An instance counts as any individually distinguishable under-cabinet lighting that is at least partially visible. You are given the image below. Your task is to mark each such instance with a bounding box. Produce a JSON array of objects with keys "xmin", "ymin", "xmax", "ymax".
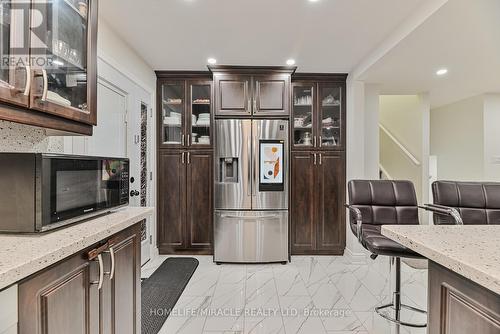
[
  {"xmin": 286, "ymin": 59, "xmax": 296, "ymax": 66},
  {"xmin": 207, "ymin": 58, "xmax": 217, "ymax": 65}
]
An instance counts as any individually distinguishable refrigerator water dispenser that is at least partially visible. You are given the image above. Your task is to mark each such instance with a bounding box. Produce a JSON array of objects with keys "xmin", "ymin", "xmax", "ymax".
[{"xmin": 220, "ymin": 157, "xmax": 238, "ymax": 183}]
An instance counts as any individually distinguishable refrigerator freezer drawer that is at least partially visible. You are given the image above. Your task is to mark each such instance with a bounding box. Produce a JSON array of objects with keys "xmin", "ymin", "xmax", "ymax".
[{"xmin": 214, "ymin": 210, "xmax": 288, "ymax": 263}]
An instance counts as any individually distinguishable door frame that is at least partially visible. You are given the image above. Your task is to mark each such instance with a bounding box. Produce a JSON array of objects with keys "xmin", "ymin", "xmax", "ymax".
[{"xmin": 63, "ymin": 56, "xmax": 156, "ymax": 258}]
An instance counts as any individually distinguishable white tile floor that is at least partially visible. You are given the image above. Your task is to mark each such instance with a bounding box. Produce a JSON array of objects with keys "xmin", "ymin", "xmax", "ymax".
[{"xmin": 142, "ymin": 254, "xmax": 428, "ymax": 334}]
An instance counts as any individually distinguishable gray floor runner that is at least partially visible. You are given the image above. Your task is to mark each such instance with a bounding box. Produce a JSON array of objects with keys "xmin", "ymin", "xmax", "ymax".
[{"xmin": 141, "ymin": 257, "xmax": 199, "ymax": 334}]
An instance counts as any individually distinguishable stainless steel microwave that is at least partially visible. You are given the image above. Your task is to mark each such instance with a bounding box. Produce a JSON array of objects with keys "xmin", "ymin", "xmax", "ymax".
[{"xmin": 0, "ymin": 153, "xmax": 129, "ymax": 233}]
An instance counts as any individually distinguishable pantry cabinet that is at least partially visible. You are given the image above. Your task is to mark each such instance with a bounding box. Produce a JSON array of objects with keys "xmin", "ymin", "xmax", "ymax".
[
  {"xmin": 0, "ymin": 0, "xmax": 98, "ymax": 135},
  {"xmin": 156, "ymin": 72, "xmax": 214, "ymax": 255},
  {"xmin": 290, "ymin": 74, "xmax": 347, "ymax": 255},
  {"xmin": 18, "ymin": 223, "xmax": 142, "ymax": 334},
  {"xmin": 290, "ymin": 151, "xmax": 346, "ymax": 255},
  {"xmin": 157, "ymin": 150, "xmax": 213, "ymax": 254}
]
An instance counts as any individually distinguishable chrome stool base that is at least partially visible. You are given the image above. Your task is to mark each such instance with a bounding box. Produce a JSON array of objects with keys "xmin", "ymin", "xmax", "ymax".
[
  {"xmin": 375, "ymin": 257, "xmax": 427, "ymax": 328},
  {"xmin": 375, "ymin": 303, "xmax": 427, "ymax": 328}
]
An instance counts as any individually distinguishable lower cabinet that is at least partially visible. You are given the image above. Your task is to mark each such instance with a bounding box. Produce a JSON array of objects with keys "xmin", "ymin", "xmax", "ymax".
[
  {"xmin": 158, "ymin": 150, "xmax": 213, "ymax": 254},
  {"xmin": 291, "ymin": 151, "xmax": 345, "ymax": 255},
  {"xmin": 428, "ymin": 261, "xmax": 500, "ymax": 334},
  {"xmin": 18, "ymin": 223, "xmax": 141, "ymax": 334}
]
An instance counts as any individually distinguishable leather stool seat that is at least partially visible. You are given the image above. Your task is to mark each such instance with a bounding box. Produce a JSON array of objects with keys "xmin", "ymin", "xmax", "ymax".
[{"xmin": 361, "ymin": 225, "xmax": 421, "ymax": 258}]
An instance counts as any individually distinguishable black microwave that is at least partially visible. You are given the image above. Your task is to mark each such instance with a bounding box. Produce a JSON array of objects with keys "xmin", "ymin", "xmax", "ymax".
[{"xmin": 0, "ymin": 153, "xmax": 129, "ymax": 233}]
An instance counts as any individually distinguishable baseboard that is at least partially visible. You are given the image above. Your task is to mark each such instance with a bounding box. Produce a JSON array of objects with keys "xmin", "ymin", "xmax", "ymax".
[{"xmin": 344, "ymin": 246, "xmax": 368, "ymax": 264}]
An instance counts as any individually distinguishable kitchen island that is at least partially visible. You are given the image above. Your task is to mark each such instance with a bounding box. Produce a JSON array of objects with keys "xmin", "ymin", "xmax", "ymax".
[
  {"xmin": 382, "ymin": 225, "xmax": 500, "ymax": 334},
  {"xmin": 0, "ymin": 206, "xmax": 153, "ymax": 334}
]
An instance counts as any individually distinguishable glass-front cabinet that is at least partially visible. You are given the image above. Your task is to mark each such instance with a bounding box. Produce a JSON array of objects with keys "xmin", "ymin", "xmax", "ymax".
[
  {"xmin": 30, "ymin": 0, "xmax": 97, "ymax": 125},
  {"xmin": 189, "ymin": 81, "xmax": 212, "ymax": 147},
  {"xmin": 0, "ymin": 0, "xmax": 97, "ymax": 130},
  {"xmin": 291, "ymin": 81, "xmax": 343, "ymax": 150},
  {"xmin": 160, "ymin": 81, "xmax": 185, "ymax": 146},
  {"xmin": 318, "ymin": 83, "xmax": 342, "ymax": 148},
  {"xmin": 292, "ymin": 83, "xmax": 314, "ymax": 148},
  {"xmin": 0, "ymin": 0, "xmax": 30, "ymax": 107},
  {"xmin": 158, "ymin": 78, "xmax": 212, "ymax": 148}
]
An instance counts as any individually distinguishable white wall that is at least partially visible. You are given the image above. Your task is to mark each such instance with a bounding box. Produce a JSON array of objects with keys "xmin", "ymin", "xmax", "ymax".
[
  {"xmin": 379, "ymin": 95, "xmax": 429, "ymax": 204},
  {"xmin": 430, "ymin": 95, "xmax": 484, "ymax": 181},
  {"xmin": 483, "ymin": 94, "xmax": 500, "ymax": 181},
  {"xmin": 380, "ymin": 95, "xmax": 423, "ymax": 161}
]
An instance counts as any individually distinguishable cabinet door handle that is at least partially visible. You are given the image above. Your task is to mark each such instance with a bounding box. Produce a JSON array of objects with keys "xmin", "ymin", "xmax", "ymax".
[
  {"xmin": 319, "ymin": 153, "xmax": 322, "ymax": 165},
  {"xmin": 181, "ymin": 134, "xmax": 185, "ymax": 146},
  {"xmin": 253, "ymin": 100, "xmax": 257, "ymax": 112},
  {"xmin": 319, "ymin": 136, "xmax": 322, "ymax": 148},
  {"xmin": 181, "ymin": 152, "xmax": 185, "ymax": 164},
  {"xmin": 41, "ymin": 69, "xmax": 48, "ymax": 101},
  {"xmin": 187, "ymin": 134, "xmax": 191, "ymax": 146},
  {"xmin": 313, "ymin": 136, "xmax": 317, "ymax": 148},
  {"xmin": 23, "ymin": 65, "xmax": 31, "ymax": 96},
  {"xmin": 187, "ymin": 152, "xmax": 191, "ymax": 164},
  {"xmin": 104, "ymin": 247, "xmax": 115, "ymax": 280},
  {"xmin": 91, "ymin": 254, "xmax": 104, "ymax": 290},
  {"xmin": 247, "ymin": 99, "xmax": 251, "ymax": 113},
  {"xmin": 313, "ymin": 153, "xmax": 317, "ymax": 165}
]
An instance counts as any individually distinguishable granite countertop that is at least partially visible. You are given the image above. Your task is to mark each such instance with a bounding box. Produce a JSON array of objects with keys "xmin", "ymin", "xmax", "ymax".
[
  {"xmin": 381, "ymin": 225, "xmax": 500, "ymax": 295},
  {"xmin": 0, "ymin": 206, "xmax": 153, "ymax": 291}
]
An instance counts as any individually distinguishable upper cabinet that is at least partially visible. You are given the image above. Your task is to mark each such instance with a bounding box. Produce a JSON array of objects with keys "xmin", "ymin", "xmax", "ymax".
[
  {"xmin": 29, "ymin": 0, "xmax": 97, "ymax": 125},
  {"xmin": 157, "ymin": 74, "xmax": 213, "ymax": 148},
  {"xmin": 291, "ymin": 74, "xmax": 347, "ymax": 151},
  {"xmin": 210, "ymin": 66, "xmax": 295, "ymax": 118},
  {"xmin": 0, "ymin": 0, "xmax": 97, "ymax": 135}
]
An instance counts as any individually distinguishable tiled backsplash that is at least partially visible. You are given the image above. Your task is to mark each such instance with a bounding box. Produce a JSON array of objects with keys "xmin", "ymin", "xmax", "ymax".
[{"xmin": 0, "ymin": 121, "xmax": 64, "ymax": 153}]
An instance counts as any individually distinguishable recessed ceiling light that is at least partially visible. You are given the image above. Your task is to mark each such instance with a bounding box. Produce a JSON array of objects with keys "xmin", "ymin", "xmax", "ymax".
[
  {"xmin": 286, "ymin": 59, "xmax": 296, "ymax": 66},
  {"xmin": 309, "ymin": 0, "xmax": 320, "ymax": 2},
  {"xmin": 207, "ymin": 58, "xmax": 217, "ymax": 65},
  {"xmin": 436, "ymin": 68, "xmax": 448, "ymax": 76}
]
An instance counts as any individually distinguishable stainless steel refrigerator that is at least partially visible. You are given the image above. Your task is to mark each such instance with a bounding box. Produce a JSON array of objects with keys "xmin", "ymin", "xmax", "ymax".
[{"xmin": 214, "ymin": 119, "xmax": 289, "ymax": 263}]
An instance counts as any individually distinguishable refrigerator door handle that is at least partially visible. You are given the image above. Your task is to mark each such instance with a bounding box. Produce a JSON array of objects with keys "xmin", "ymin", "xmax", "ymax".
[
  {"xmin": 247, "ymin": 139, "xmax": 252, "ymax": 196},
  {"xmin": 219, "ymin": 214, "xmax": 280, "ymax": 220},
  {"xmin": 252, "ymin": 123, "xmax": 258, "ymax": 196}
]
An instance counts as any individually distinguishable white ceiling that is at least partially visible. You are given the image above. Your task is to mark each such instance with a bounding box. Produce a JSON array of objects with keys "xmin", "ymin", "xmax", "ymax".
[
  {"xmin": 99, "ymin": 0, "xmax": 424, "ymax": 72},
  {"xmin": 359, "ymin": 0, "xmax": 500, "ymax": 108}
]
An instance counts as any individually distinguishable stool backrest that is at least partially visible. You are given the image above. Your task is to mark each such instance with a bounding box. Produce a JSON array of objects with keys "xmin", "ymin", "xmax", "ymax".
[
  {"xmin": 348, "ymin": 180, "xmax": 419, "ymax": 227},
  {"xmin": 432, "ymin": 181, "xmax": 500, "ymax": 225}
]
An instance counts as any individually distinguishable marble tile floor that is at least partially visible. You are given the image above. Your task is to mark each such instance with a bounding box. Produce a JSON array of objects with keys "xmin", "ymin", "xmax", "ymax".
[{"xmin": 141, "ymin": 254, "xmax": 428, "ymax": 334}]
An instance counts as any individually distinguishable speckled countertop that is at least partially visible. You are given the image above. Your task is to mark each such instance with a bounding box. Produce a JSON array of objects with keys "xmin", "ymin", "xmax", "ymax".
[
  {"xmin": 0, "ymin": 207, "xmax": 153, "ymax": 291},
  {"xmin": 381, "ymin": 225, "xmax": 500, "ymax": 295}
]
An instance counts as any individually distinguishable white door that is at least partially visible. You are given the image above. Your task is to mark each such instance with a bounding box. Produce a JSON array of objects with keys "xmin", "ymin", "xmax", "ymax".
[
  {"xmin": 67, "ymin": 59, "xmax": 153, "ymax": 266},
  {"xmin": 87, "ymin": 80, "xmax": 128, "ymax": 157}
]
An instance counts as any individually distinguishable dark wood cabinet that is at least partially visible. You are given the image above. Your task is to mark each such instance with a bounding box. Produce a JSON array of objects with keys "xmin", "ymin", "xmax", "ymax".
[
  {"xmin": 290, "ymin": 74, "xmax": 347, "ymax": 255},
  {"xmin": 156, "ymin": 72, "xmax": 214, "ymax": 255},
  {"xmin": 290, "ymin": 152, "xmax": 345, "ymax": 254},
  {"xmin": 291, "ymin": 75, "xmax": 347, "ymax": 151},
  {"xmin": 214, "ymin": 74, "xmax": 252, "ymax": 116},
  {"xmin": 0, "ymin": 0, "xmax": 97, "ymax": 135},
  {"xmin": 18, "ymin": 252, "xmax": 98, "ymax": 334},
  {"xmin": 157, "ymin": 150, "xmax": 213, "ymax": 254},
  {"xmin": 211, "ymin": 66, "xmax": 295, "ymax": 117},
  {"xmin": 315, "ymin": 152, "xmax": 345, "ymax": 252},
  {"xmin": 157, "ymin": 75, "xmax": 213, "ymax": 149},
  {"xmin": 428, "ymin": 261, "xmax": 500, "ymax": 334},
  {"xmin": 157, "ymin": 151, "xmax": 186, "ymax": 249},
  {"xmin": 290, "ymin": 152, "xmax": 316, "ymax": 252},
  {"xmin": 18, "ymin": 223, "xmax": 142, "ymax": 334},
  {"xmin": 253, "ymin": 74, "xmax": 290, "ymax": 116}
]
